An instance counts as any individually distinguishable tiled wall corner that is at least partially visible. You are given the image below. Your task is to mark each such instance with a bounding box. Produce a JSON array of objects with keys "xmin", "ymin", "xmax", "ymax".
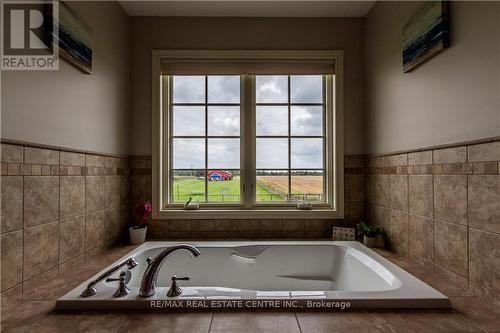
[
  {"xmin": 366, "ymin": 138, "xmax": 500, "ymax": 295},
  {"xmin": 0, "ymin": 142, "xmax": 130, "ymax": 299}
]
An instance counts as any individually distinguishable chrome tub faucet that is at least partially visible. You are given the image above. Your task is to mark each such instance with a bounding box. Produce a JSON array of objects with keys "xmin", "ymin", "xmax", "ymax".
[{"xmin": 139, "ymin": 244, "xmax": 200, "ymax": 298}]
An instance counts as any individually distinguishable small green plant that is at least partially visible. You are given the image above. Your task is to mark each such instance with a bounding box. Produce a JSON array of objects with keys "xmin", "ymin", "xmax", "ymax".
[{"xmin": 358, "ymin": 222, "xmax": 383, "ymax": 238}]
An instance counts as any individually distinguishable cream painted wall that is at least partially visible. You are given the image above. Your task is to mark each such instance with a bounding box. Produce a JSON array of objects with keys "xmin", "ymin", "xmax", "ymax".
[
  {"xmin": 365, "ymin": 1, "xmax": 500, "ymax": 155},
  {"xmin": 129, "ymin": 17, "xmax": 365, "ymax": 155},
  {"xmin": 1, "ymin": 1, "xmax": 131, "ymax": 155}
]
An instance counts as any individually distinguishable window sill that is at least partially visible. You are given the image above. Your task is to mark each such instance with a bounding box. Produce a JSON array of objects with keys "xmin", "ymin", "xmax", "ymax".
[{"xmin": 153, "ymin": 208, "xmax": 343, "ymax": 220}]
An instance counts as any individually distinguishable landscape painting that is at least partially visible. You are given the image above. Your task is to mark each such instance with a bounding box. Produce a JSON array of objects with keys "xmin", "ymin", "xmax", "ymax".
[
  {"xmin": 403, "ymin": 1, "xmax": 449, "ymax": 72},
  {"xmin": 57, "ymin": 2, "xmax": 92, "ymax": 74}
]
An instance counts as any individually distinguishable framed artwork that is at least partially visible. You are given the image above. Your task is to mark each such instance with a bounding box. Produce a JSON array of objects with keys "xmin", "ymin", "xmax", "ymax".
[
  {"xmin": 403, "ymin": 1, "xmax": 449, "ymax": 73},
  {"xmin": 56, "ymin": 2, "xmax": 92, "ymax": 74}
]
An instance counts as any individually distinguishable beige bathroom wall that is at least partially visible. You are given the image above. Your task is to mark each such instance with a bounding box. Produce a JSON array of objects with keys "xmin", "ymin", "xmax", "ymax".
[
  {"xmin": 1, "ymin": 1, "xmax": 131, "ymax": 156},
  {"xmin": 364, "ymin": 1, "xmax": 500, "ymax": 155},
  {"xmin": 129, "ymin": 17, "xmax": 365, "ymax": 155}
]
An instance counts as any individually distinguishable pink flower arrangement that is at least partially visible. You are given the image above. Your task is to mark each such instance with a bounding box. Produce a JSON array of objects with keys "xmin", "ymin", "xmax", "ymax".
[{"xmin": 135, "ymin": 201, "xmax": 152, "ymax": 227}]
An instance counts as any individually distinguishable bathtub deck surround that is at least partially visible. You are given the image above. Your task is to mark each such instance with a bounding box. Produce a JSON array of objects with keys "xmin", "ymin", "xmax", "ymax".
[{"xmin": 56, "ymin": 241, "xmax": 448, "ymax": 310}]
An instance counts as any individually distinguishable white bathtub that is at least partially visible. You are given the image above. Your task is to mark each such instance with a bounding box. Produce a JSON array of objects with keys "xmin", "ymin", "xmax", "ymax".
[{"xmin": 56, "ymin": 241, "xmax": 449, "ymax": 311}]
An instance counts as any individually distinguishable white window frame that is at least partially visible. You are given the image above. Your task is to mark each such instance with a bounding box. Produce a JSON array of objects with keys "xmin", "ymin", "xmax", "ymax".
[{"xmin": 152, "ymin": 50, "xmax": 344, "ymax": 219}]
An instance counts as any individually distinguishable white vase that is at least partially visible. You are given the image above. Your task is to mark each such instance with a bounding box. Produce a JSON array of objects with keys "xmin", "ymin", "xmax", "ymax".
[
  {"xmin": 129, "ymin": 226, "xmax": 147, "ymax": 245},
  {"xmin": 363, "ymin": 235, "xmax": 377, "ymax": 248}
]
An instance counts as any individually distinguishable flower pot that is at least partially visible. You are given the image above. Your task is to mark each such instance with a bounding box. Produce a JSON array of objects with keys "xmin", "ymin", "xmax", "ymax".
[
  {"xmin": 129, "ymin": 226, "xmax": 147, "ymax": 245},
  {"xmin": 363, "ymin": 235, "xmax": 377, "ymax": 248}
]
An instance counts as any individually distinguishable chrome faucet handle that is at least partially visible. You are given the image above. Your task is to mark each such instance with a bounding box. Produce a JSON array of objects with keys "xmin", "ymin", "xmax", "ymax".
[
  {"xmin": 113, "ymin": 270, "xmax": 131, "ymax": 297},
  {"xmin": 172, "ymin": 275, "xmax": 190, "ymax": 282},
  {"xmin": 167, "ymin": 275, "xmax": 190, "ymax": 297},
  {"xmin": 105, "ymin": 269, "xmax": 131, "ymax": 283}
]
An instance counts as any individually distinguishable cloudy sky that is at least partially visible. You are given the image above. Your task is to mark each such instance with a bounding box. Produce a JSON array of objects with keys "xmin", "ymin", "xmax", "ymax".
[{"xmin": 172, "ymin": 75, "xmax": 323, "ymax": 169}]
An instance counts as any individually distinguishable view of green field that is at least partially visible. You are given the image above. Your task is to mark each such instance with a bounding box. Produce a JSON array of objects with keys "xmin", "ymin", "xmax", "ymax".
[{"xmin": 171, "ymin": 175, "xmax": 323, "ymax": 203}]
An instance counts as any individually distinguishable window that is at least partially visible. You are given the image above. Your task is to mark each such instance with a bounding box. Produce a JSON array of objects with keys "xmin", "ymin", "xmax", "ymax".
[
  {"xmin": 153, "ymin": 51, "xmax": 344, "ymax": 219},
  {"xmin": 170, "ymin": 75, "xmax": 241, "ymax": 203},
  {"xmin": 255, "ymin": 75, "xmax": 325, "ymax": 203}
]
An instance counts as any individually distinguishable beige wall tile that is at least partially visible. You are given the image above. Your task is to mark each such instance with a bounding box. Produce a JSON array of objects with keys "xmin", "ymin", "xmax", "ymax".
[
  {"xmin": 259, "ymin": 219, "xmax": 282, "ymax": 231},
  {"xmin": 170, "ymin": 220, "xmax": 192, "ymax": 232},
  {"xmin": 1, "ymin": 144, "xmax": 23, "ymax": 163},
  {"xmin": 434, "ymin": 175, "xmax": 467, "ymax": 225},
  {"xmin": 409, "ymin": 214, "xmax": 433, "ymax": 261},
  {"xmin": 468, "ymin": 141, "xmax": 500, "ymax": 162},
  {"xmin": 282, "ymin": 219, "xmax": 305, "ymax": 231},
  {"xmin": 409, "ymin": 175, "xmax": 433, "ymax": 217},
  {"xmin": 468, "ymin": 175, "xmax": 500, "ymax": 234},
  {"xmin": 24, "ymin": 147, "xmax": 59, "ymax": 165},
  {"xmin": 85, "ymin": 176, "xmax": 106, "ymax": 213},
  {"xmin": 389, "ymin": 174, "xmax": 408, "ymax": 211},
  {"xmin": 24, "ymin": 176, "xmax": 59, "ymax": 228},
  {"xmin": 408, "ymin": 151, "xmax": 433, "ymax": 165},
  {"xmin": 386, "ymin": 153, "xmax": 408, "ymax": 167},
  {"xmin": 434, "ymin": 219, "xmax": 468, "ymax": 277},
  {"xmin": 23, "ymin": 222, "xmax": 59, "ymax": 280},
  {"xmin": 469, "ymin": 228, "xmax": 500, "ymax": 293},
  {"xmin": 214, "ymin": 220, "xmax": 237, "ymax": 231},
  {"xmin": 85, "ymin": 154, "xmax": 105, "ymax": 167},
  {"xmin": 60, "ymin": 152, "xmax": 85, "ymax": 166},
  {"xmin": 59, "ymin": 216, "xmax": 85, "ymax": 264},
  {"xmin": 85, "ymin": 211, "xmax": 105, "ymax": 251},
  {"xmin": 433, "ymin": 147, "xmax": 467, "ymax": 164},
  {"xmin": 7, "ymin": 164, "xmax": 20, "ymax": 175},
  {"xmin": 60, "ymin": 176, "xmax": 85, "ymax": 220},
  {"xmin": 104, "ymin": 207, "xmax": 122, "ymax": 241},
  {"xmin": 346, "ymin": 202, "xmax": 365, "ymax": 223},
  {"xmin": 191, "ymin": 219, "xmax": 215, "ymax": 232},
  {"xmin": 370, "ymin": 204, "xmax": 390, "ymax": 232},
  {"xmin": 374, "ymin": 175, "xmax": 389, "ymax": 206},
  {"xmin": 389, "ymin": 209, "xmax": 408, "ymax": 253},
  {"xmin": 0, "ymin": 231, "xmax": 23, "ymax": 291},
  {"xmin": 105, "ymin": 176, "xmax": 121, "ymax": 207},
  {"xmin": 1, "ymin": 176, "xmax": 23, "ymax": 233},
  {"xmin": 346, "ymin": 174, "xmax": 365, "ymax": 202}
]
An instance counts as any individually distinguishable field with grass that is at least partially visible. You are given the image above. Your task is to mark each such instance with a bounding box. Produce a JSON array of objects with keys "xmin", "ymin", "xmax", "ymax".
[{"xmin": 172, "ymin": 175, "xmax": 323, "ymax": 203}]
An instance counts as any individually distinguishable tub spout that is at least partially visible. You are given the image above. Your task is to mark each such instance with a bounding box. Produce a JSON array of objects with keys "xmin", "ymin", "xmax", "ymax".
[{"xmin": 139, "ymin": 244, "xmax": 200, "ymax": 297}]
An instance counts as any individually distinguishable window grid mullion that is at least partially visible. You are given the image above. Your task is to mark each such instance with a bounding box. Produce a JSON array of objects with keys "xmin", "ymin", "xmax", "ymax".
[
  {"xmin": 204, "ymin": 76, "xmax": 208, "ymax": 203},
  {"xmin": 287, "ymin": 75, "xmax": 292, "ymax": 201}
]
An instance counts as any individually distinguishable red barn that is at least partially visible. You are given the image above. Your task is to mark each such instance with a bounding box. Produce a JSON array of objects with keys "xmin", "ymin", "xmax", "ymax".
[{"xmin": 207, "ymin": 170, "xmax": 233, "ymax": 181}]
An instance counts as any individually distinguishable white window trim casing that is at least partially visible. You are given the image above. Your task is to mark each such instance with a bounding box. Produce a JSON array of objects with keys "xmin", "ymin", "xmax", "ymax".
[{"xmin": 152, "ymin": 50, "xmax": 344, "ymax": 220}]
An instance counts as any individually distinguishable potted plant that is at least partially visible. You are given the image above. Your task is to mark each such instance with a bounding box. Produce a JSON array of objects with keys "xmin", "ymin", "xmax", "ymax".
[
  {"xmin": 358, "ymin": 222, "xmax": 383, "ymax": 248},
  {"xmin": 129, "ymin": 201, "xmax": 152, "ymax": 245}
]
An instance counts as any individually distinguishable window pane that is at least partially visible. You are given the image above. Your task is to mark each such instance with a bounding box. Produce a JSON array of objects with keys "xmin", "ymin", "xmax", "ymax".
[
  {"xmin": 291, "ymin": 170, "xmax": 324, "ymax": 202},
  {"xmin": 256, "ymin": 170, "xmax": 288, "ymax": 202},
  {"xmin": 208, "ymin": 76, "xmax": 240, "ymax": 103},
  {"xmin": 208, "ymin": 170, "xmax": 240, "ymax": 202},
  {"xmin": 256, "ymin": 75, "xmax": 288, "ymax": 103},
  {"xmin": 256, "ymin": 138, "xmax": 288, "ymax": 169},
  {"xmin": 172, "ymin": 170, "xmax": 205, "ymax": 203},
  {"xmin": 173, "ymin": 76, "xmax": 205, "ymax": 103},
  {"xmin": 290, "ymin": 75, "xmax": 322, "ymax": 103},
  {"xmin": 291, "ymin": 138, "xmax": 323, "ymax": 169},
  {"xmin": 208, "ymin": 139, "xmax": 240, "ymax": 169},
  {"xmin": 173, "ymin": 106, "xmax": 205, "ymax": 136},
  {"xmin": 256, "ymin": 106, "xmax": 288, "ymax": 136},
  {"xmin": 207, "ymin": 106, "xmax": 240, "ymax": 136},
  {"xmin": 172, "ymin": 139, "xmax": 205, "ymax": 169},
  {"xmin": 291, "ymin": 106, "xmax": 323, "ymax": 136}
]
